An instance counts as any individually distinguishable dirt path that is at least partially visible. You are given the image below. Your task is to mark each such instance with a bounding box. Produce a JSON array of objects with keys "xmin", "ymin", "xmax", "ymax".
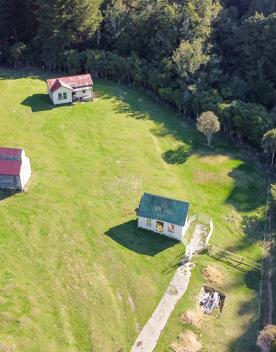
[
  {"xmin": 189, "ymin": 224, "xmax": 206, "ymax": 253},
  {"xmin": 130, "ymin": 223, "xmax": 208, "ymax": 352},
  {"xmin": 149, "ymin": 133, "xmax": 169, "ymax": 169},
  {"xmin": 131, "ymin": 263, "xmax": 192, "ymax": 352}
]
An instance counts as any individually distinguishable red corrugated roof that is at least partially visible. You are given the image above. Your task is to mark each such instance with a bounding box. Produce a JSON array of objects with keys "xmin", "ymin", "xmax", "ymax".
[
  {"xmin": 48, "ymin": 78, "xmax": 63, "ymax": 93},
  {"xmin": 47, "ymin": 74, "xmax": 93, "ymax": 93},
  {"xmin": 0, "ymin": 160, "xmax": 21, "ymax": 176},
  {"xmin": 0, "ymin": 147, "xmax": 22, "ymax": 157}
]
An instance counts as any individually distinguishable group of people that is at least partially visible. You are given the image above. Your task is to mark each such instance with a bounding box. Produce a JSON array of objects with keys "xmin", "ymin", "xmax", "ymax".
[{"xmin": 200, "ymin": 290, "xmax": 220, "ymax": 314}]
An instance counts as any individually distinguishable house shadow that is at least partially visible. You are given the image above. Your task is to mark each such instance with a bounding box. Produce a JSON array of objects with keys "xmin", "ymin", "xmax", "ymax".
[
  {"xmin": 21, "ymin": 94, "xmax": 53, "ymax": 112},
  {"xmin": 105, "ymin": 220, "xmax": 177, "ymax": 256},
  {"xmin": 0, "ymin": 189, "xmax": 18, "ymax": 201}
]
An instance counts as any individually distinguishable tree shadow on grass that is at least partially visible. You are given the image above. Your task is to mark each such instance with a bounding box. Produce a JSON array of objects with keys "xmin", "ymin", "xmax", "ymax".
[
  {"xmin": 229, "ymin": 313, "xmax": 259, "ymax": 352},
  {"xmin": 105, "ymin": 220, "xmax": 177, "ymax": 256},
  {"xmin": 162, "ymin": 146, "xmax": 193, "ymax": 165},
  {"xmin": 100, "ymin": 86, "xmax": 270, "ymax": 212},
  {"xmin": 241, "ymin": 215, "xmax": 266, "ymax": 244},
  {"xmin": 227, "ymin": 275, "xmax": 260, "ymax": 351},
  {"xmin": 226, "ymin": 164, "xmax": 268, "ymax": 212},
  {"xmin": 21, "ymin": 94, "xmax": 53, "ymax": 112}
]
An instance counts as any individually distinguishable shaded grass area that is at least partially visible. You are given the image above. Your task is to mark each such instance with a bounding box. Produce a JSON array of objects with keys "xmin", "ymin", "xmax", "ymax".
[{"xmin": 0, "ymin": 67, "xmax": 269, "ymax": 351}]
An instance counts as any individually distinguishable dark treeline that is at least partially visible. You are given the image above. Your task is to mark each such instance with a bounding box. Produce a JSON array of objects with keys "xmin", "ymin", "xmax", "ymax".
[{"xmin": 1, "ymin": 0, "xmax": 276, "ymax": 150}]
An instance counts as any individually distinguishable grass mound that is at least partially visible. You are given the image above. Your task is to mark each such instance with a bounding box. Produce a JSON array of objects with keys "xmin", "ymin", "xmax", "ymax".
[
  {"xmin": 170, "ymin": 330, "xmax": 202, "ymax": 352},
  {"xmin": 202, "ymin": 265, "xmax": 224, "ymax": 286},
  {"xmin": 180, "ymin": 310, "xmax": 203, "ymax": 328}
]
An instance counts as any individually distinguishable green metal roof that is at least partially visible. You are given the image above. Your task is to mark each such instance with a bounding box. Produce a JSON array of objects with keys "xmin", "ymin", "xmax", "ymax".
[{"xmin": 137, "ymin": 193, "xmax": 189, "ymax": 226}]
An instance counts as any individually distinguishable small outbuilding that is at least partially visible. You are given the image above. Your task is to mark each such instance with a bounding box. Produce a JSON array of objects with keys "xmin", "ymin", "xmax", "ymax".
[
  {"xmin": 137, "ymin": 193, "xmax": 189, "ymax": 241},
  {"xmin": 46, "ymin": 74, "xmax": 93, "ymax": 105},
  {"xmin": 0, "ymin": 147, "xmax": 31, "ymax": 191}
]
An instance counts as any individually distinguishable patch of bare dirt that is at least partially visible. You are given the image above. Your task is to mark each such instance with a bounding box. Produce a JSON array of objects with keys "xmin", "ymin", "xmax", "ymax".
[
  {"xmin": 180, "ymin": 310, "xmax": 203, "ymax": 328},
  {"xmin": 0, "ymin": 342, "xmax": 16, "ymax": 352},
  {"xmin": 195, "ymin": 170, "xmax": 230, "ymax": 184},
  {"xmin": 202, "ymin": 265, "xmax": 224, "ymax": 286},
  {"xmin": 199, "ymin": 154, "xmax": 230, "ymax": 164},
  {"xmin": 194, "ymin": 171, "xmax": 217, "ymax": 184},
  {"xmin": 170, "ymin": 330, "xmax": 202, "ymax": 352}
]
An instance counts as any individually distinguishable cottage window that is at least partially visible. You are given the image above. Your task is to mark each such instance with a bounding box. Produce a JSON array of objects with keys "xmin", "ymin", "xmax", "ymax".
[
  {"xmin": 168, "ymin": 224, "xmax": 175, "ymax": 233},
  {"xmin": 58, "ymin": 93, "xmax": 62, "ymax": 100},
  {"xmin": 82, "ymin": 89, "xmax": 86, "ymax": 93},
  {"xmin": 146, "ymin": 218, "xmax": 151, "ymax": 227},
  {"xmin": 63, "ymin": 92, "xmax": 67, "ymax": 99},
  {"xmin": 156, "ymin": 221, "xmax": 164, "ymax": 233}
]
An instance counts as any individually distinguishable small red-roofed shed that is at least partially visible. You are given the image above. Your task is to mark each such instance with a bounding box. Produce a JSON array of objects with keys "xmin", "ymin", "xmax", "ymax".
[{"xmin": 0, "ymin": 147, "xmax": 31, "ymax": 191}]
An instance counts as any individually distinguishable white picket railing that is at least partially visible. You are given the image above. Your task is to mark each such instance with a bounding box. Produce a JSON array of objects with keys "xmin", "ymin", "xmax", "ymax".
[{"xmin": 183, "ymin": 213, "xmax": 214, "ymax": 250}]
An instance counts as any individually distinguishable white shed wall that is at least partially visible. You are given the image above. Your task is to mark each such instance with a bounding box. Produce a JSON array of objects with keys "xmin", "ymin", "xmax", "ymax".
[
  {"xmin": 138, "ymin": 216, "xmax": 187, "ymax": 241},
  {"xmin": 19, "ymin": 151, "xmax": 31, "ymax": 190},
  {"xmin": 52, "ymin": 87, "xmax": 72, "ymax": 105},
  {"xmin": 74, "ymin": 87, "xmax": 93, "ymax": 100}
]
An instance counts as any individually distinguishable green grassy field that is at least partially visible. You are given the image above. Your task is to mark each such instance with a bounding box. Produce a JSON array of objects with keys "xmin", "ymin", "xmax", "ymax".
[{"xmin": 0, "ymin": 68, "xmax": 267, "ymax": 351}]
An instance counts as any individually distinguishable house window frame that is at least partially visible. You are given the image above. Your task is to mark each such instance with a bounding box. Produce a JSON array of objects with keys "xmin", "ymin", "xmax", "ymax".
[
  {"xmin": 82, "ymin": 89, "xmax": 86, "ymax": 93},
  {"xmin": 156, "ymin": 221, "xmax": 164, "ymax": 233},
  {"xmin": 146, "ymin": 218, "xmax": 151, "ymax": 228},
  {"xmin": 168, "ymin": 223, "xmax": 175, "ymax": 233},
  {"xmin": 63, "ymin": 92, "xmax": 67, "ymax": 99},
  {"xmin": 58, "ymin": 93, "xmax": 62, "ymax": 100}
]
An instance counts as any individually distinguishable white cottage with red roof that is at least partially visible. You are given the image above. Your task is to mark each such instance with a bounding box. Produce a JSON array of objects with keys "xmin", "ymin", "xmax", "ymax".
[
  {"xmin": 0, "ymin": 147, "xmax": 31, "ymax": 191},
  {"xmin": 46, "ymin": 74, "xmax": 93, "ymax": 105}
]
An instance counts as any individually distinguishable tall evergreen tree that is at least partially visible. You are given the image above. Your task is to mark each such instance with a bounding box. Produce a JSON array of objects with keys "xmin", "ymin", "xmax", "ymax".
[
  {"xmin": 0, "ymin": 0, "xmax": 36, "ymax": 60},
  {"xmin": 34, "ymin": 0, "xmax": 103, "ymax": 66}
]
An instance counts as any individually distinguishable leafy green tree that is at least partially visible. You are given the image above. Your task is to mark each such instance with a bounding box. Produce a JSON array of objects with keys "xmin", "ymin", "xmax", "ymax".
[
  {"xmin": 191, "ymin": 89, "xmax": 223, "ymax": 117},
  {"xmin": 262, "ymin": 129, "xmax": 276, "ymax": 166},
  {"xmin": 231, "ymin": 13, "xmax": 276, "ymax": 107},
  {"xmin": 196, "ymin": 111, "xmax": 220, "ymax": 146},
  {"xmin": 218, "ymin": 101, "xmax": 272, "ymax": 145},
  {"xmin": 63, "ymin": 49, "xmax": 82, "ymax": 73},
  {"xmin": 181, "ymin": 0, "xmax": 221, "ymax": 41},
  {"xmin": 8, "ymin": 42, "xmax": 27, "ymax": 67},
  {"xmin": 172, "ymin": 39, "xmax": 208, "ymax": 82},
  {"xmin": 270, "ymin": 184, "xmax": 276, "ymax": 215},
  {"xmin": 249, "ymin": 0, "xmax": 276, "ymax": 16}
]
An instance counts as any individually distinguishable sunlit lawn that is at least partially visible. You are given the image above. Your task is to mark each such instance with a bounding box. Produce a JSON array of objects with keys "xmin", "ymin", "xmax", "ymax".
[{"xmin": 0, "ymin": 68, "xmax": 267, "ymax": 351}]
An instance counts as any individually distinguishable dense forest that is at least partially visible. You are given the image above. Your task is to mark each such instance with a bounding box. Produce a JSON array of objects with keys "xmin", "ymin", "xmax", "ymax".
[{"xmin": 1, "ymin": 0, "xmax": 276, "ymax": 151}]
